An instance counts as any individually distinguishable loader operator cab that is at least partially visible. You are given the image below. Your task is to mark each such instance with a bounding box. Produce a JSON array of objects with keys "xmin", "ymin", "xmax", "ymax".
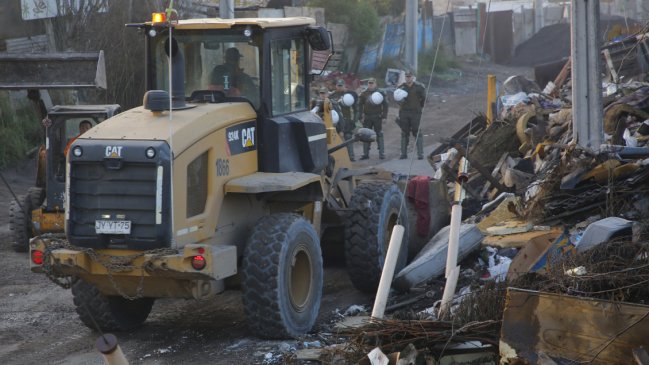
[
  {"xmin": 144, "ymin": 18, "xmax": 329, "ymax": 119},
  {"xmin": 142, "ymin": 17, "xmax": 334, "ymax": 174},
  {"xmin": 45, "ymin": 105, "xmax": 121, "ymax": 210}
]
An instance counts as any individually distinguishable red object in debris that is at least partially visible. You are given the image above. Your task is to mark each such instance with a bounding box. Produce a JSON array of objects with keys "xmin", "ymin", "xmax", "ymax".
[{"xmin": 406, "ymin": 176, "xmax": 430, "ymax": 238}]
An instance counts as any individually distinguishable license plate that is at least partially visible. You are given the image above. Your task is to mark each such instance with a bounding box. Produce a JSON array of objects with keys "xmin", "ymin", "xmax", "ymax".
[{"xmin": 95, "ymin": 220, "xmax": 131, "ymax": 234}]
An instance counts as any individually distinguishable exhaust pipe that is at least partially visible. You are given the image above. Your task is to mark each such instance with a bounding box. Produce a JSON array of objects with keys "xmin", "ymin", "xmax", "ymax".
[{"xmin": 165, "ymin": 37, "xmax": 186, "ymax": 109}]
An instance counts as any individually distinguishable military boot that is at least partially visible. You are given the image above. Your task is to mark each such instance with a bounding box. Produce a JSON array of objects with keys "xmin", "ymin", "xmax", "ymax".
[
  {"xmin": 377, "ymin": 132, "xmax": 385, "ymax": 159},
  {"xmin": 400, "ymin": 132, "xmax": 408, "ymax": 159},
  {"xmin": 416, "ymin": 136, "xmax": 423, "ymax": 160},
  {"xmin": 345, "ymin": 132, "xmax": 355, "ymax": 161},
  {"xmin": 361, "ymin": 142, "xmax": 370, "ymax": 160}
]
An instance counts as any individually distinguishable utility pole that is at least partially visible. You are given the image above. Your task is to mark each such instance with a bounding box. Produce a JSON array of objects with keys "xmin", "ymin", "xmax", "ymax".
[
  {"xmin": 220, "ymin": 0, "xmax": 234, "ymax": 19},
  {"xmin": 534, "ymin": 0, "xmax": 544, "ymax": 33},
  {"xmin": 571, "ymin": 0, "xmax": 603, "ymax": 149},
  {"xmin": 405, "ymin": 0, "xmax": 418, "ymax": 74}
]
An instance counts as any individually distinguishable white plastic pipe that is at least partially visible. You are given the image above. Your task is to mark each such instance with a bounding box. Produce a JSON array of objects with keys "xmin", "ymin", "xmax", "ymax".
[
  {"xmin": 96, "ymin": 334, "xmax": 129, "ymax": 365},
  {"xmin": 439, "ymin": 265, "xmax": 460, "ymax": 319},
  {"xmin": 371, "ymin": 224, "xmax": 405, "ymax": 319},
  {"xmin": 445, "ymin": 204, "xmax": 463, "ymax": 278}
]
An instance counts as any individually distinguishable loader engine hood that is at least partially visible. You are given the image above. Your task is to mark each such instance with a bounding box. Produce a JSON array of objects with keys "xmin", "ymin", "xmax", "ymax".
[{"xmin": 77, "ymin": 102, "xmax": 257, "ymax": 157}]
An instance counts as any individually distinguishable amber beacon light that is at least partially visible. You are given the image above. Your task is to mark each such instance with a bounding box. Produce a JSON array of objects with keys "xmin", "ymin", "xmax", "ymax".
[{"xmin": 152, "ymin": 12, "xmax": 166, "ymax": 24}]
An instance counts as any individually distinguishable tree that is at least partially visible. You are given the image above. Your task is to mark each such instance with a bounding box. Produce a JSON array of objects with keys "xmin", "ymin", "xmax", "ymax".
[
  {"xmin": 49, "ymin": 0, "xmax": 165, "ymax": 109},
  {"xmin": 308, "ymin": 0, "xmax": 381, "ymax": 46},
  {"xmin": 373, "ymin": 0, "xmax": 405, "ymax": 17}
]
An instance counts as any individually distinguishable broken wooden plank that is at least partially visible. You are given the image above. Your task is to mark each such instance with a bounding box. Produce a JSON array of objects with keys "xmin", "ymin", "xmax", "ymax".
[
  {"xmin": 485, "ymin": 220, "xmax": 533, "ymax": 236},
  {"xmin": 482, "ymin": 228, "xmax": 563, "ymax": 248},
  {"xmin": 440, "ymin": 162, "xmax": 481, "ymax": 200},
  {"xmin": 603, "ymin": 48, "xmax": 619, "ymax": 83},
  {"xmin": 551, "ymin": 57, "xmax": 571, "ymax": 97},
  {"xmin": 453, "ymin": 144, "xmax": 509, "ymax": 195},
  {"xmin": 476, "ymin": 195, "xmax": 520, "ymax": 234},
  {"xmin": 480, "ymin": 152, "xmax": 509, "ymax": 198},
  {"xmin": 430, "ymin": 116, "xmax": 487, "ymax": 157}
]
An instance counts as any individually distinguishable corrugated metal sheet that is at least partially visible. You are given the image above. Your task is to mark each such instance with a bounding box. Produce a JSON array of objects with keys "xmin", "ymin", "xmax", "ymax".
[{"xmin": 6, "ymin": 35, "xmax": 48, "ymax": 53}]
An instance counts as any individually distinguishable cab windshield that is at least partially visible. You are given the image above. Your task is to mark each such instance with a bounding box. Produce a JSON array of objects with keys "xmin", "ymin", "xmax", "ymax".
[{"xmin": 150, "ymin": 28, "xmax": 261, "ymax": 107}]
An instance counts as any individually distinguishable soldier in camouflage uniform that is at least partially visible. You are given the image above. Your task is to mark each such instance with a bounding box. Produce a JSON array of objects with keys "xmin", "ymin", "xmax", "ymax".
[
  {"xmin": 329, "ymin": 79, "xmax": 358, "ymax": 161},
  {"xmin": 396, "ymin": 70, "xmax": 426, "ymax": 159},
  {"xmin": 358, "ymin": 78, "xmax": 389, "ymax": 159},
  {"xmin": 310, "ymin": 86, "xmax": 329, "ymax": 119}
]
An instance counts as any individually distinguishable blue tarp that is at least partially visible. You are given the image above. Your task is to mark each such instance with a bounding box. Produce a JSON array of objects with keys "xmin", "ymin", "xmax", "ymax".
[
  {"xmin": 358, "ymin": 19, "xmax": 435, "ymax": 74},
  {"xmin": 382, "ymin": 22, "xmax": 405, "ymax": 60},
  {"xmin": 358, "ymin": 44, "xmax": 380, "ymax": 73}
]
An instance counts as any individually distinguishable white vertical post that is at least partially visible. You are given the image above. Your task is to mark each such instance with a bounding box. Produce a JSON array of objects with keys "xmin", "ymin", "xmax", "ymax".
[
  {"xmin": 439, "ymin": 157, "xmax": 468, "ymax": 318},
  {"xmin": 96, "ymin": 334, "xmax": 129, "ymax": 365},
  {"xmin": 445, "ymin": 204, "xmax": 462, "ymax": 277},
  {"xmin": 439, "ymin": 266, "xmax": 460, "ymax": 318},
  {"xmin": 371, "ymin": 225, "xmax": 405, "ymax": 319}
]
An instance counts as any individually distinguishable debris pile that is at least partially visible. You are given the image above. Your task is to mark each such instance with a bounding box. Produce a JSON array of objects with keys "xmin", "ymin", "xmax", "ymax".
[{"xmin": 290, "ymin": 26, "xmax": 649, "ymax": 365}]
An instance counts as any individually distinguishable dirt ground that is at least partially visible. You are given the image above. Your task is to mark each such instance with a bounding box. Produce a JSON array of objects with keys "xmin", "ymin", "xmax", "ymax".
[{"xmin": 0, "ymin": 58, "xmax": 532, "ymax": 365}]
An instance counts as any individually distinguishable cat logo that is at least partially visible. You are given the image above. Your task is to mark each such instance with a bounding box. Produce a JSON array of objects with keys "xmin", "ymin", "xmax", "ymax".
[
  {"xmin": 105, "ymin": 146, "xmax": 123, "ymax": 158},
  {"xmin": 242, "ymin": 127, "xmax": 255, "ymax": 148},
  {"xmin": 225, "ymin": 121, "xmax": 256, "ymax": 156}
]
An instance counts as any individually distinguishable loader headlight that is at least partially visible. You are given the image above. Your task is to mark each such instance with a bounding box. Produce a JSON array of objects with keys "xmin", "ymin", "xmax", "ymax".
[
  {"xmin": 145, "ymin": 147, "xmax": 156, "ymax": 159},
  {"xmin": 72, "ymin": 146, "xmax": 83, "ymax": 157}
]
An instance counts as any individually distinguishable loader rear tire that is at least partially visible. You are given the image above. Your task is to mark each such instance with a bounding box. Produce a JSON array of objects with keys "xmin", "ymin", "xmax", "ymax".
[
  {"xmin": 344, "ymin": 182, "xmax": 409, "ymax": 293},
  {"xmin": 242, "ymin": 213, "xmax": 323, "ymax": 338},
  {"xmin": 72, "ymin": 280, "xmax": 154, "ymax": 332},
  {"xmin": 9, "ymin": 194, "xmax": 32, "ymax": 252}
]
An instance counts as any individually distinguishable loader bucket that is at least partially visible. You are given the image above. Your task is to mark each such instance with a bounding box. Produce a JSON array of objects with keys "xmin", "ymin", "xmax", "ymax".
[{"xmin": 0, "ymin": 51, "xmax": 106, "ymax": 89}]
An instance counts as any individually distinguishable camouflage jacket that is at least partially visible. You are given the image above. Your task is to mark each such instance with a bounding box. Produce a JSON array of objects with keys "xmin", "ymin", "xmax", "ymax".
[
  {"xmin": 397, "ymin": 81, "xmax": 426, "ymax": 112},
  {"xmin": 358, "ymin": 88, "xmax": 389, "ymax": 119},
  {"xmin": 328, "ymin": 90, "xmax": 358, "ymax": 122}
]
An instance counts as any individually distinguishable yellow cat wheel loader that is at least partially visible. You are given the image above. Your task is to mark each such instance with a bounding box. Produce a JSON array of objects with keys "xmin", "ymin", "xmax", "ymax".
[
  {"xmin": 30, "ymin": 13, "xmax": 409, "ymax": 338},
  {"xmin": 9, "ymin": 105, "xmax": 120, "ymax": 252}
]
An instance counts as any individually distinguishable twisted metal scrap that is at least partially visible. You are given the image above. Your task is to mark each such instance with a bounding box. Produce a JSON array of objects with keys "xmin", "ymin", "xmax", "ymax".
[{"xmin": 343, "ymin": 318, "xmax": 499, "ymax": 360}]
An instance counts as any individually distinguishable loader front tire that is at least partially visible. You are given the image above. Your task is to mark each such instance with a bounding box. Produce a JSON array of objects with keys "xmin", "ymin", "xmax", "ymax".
[
  {"xmin": 72, "ymin": 280, "xmax": 154, "ymax": 332},
  {"xmin": 9, "ymin": 194, "xmax": 32, "ymax": 252},
  {"xmin": 344, "ymin": 182, "xmax": 409, "ymax": 293},
  {"xmin": 242, "ymin": 213, "xmax": 323, "ymax": 338}
]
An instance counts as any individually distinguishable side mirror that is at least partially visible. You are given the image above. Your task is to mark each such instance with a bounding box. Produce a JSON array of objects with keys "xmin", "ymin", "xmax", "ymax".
[
  {"xmin": 305, "ymin": 26, "xmax": 331, "ymax": 51},
  {"xmin": 355, "ymin": 128, "xmax": 376, "ymax": 143}
]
